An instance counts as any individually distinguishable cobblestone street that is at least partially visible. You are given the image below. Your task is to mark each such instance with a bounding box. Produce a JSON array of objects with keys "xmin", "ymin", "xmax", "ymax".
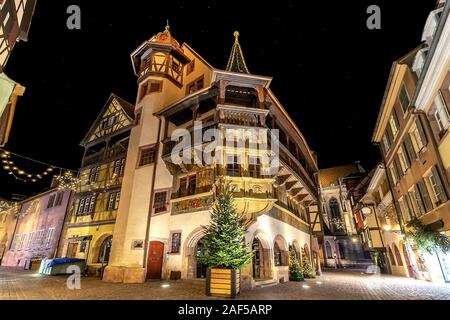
[{"xmin": 1, "ymin": 267, "xmax": 450, "ymax": 300}]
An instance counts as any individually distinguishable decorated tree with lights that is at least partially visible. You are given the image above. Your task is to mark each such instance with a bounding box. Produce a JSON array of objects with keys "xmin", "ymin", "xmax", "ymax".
[
  {"xmin": 289, "ymin": 246, "xmax": 304, "ymax": 282},
  {"xmin": 301, "ymin": 248, "xmax": 315, "ymax": 279},
  {"xmin": 197, "ymin": 184, "xmax": 253, "ymax": 269}
]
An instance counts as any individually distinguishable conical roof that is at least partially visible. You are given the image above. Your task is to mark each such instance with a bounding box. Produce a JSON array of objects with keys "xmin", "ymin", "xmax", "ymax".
[{"xmin": 226, "ymin": 31, "xmax": 250, "ymax": 74}]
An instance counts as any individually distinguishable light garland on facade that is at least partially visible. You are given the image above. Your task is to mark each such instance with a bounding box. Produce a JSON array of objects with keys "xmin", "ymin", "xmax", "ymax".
[{"xmin": 55, "ymin": 171, "xmax": 80, "ymax": 191}]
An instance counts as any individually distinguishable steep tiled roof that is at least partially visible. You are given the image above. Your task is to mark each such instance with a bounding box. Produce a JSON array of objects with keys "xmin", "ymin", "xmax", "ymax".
[{"xmin": 319, "ymin": 165, "xmax": 359, "ymax": 188}]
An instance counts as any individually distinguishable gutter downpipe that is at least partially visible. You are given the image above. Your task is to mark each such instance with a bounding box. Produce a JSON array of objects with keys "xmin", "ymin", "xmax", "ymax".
[{"xmin": 142, "ymin": 116, "xmax": 162, "ymax": 269}]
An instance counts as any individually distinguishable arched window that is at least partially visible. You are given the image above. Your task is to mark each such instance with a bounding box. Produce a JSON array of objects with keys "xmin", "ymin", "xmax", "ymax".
[
  {"xmin": 394, "ymin": 245, "xmax": 404, "ymax": 266},
  {"xmin": 329, "ymin": 198, "xmax": 341, "ymax": 220},
  {"xmin": 388, "ymin": 246, "xmax": 396, "ymax": 266},
  {"xmin": 325, "ymin": 241, "xmax": 333, "ymax": 259},
  {"xmin": 274, "ymin": 242, "xmax": 282, "ymax": 266}
]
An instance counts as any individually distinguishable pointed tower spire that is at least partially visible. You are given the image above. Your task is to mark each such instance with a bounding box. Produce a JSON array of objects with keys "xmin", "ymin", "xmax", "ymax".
[{"xmin": 226, "ymin": 31, "xmax": 250, "ymax": 74}]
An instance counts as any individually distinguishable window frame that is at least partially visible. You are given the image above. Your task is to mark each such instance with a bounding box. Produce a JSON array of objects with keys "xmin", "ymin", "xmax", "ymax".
[
  {"xmin": 152, "ymin": 189, "xmax": 171, "ymax": 215},
  {"xmin": 137, "ymin": 144, "xmax": 158, "ymax": 168},
  {"xmin": 169, "ymin": 231, "xmax": 182, "ymax": 254}
]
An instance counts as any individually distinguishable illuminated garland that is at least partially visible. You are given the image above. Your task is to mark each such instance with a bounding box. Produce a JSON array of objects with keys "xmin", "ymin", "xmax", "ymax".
[
  {"xmin": 1, "ymin": 151, "xmax": 55, "ymax": 182},
  {"xmin": 55, "ymin": 171, "xmax": 80, "ymax": 191}
]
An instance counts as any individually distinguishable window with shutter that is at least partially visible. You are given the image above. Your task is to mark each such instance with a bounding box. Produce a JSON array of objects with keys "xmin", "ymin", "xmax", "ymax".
[
  {"xmin": 413, "ymin": 185, "xmax": 426, "ymax": 216},
  {"xmin": 415, "ymin": 119, "xmax": 428, "ymax": 150},
  {"xmin": 430, "ymin": 166, "xmax": 448, "ymax": 205},
  {"xmin": 434, "ymin": 92, "xmax": 450, "ymax": 133},
  {"xmin": 394, "ymin": 157, "xmax": 403, "ymax": 180},
  {"xmin": 399, "ymin": 84, "xmax": 410, "ymax": 113},
  {"xmin": 404, "ymin": 135, "xmax": 417, "ymax": 164},
  {"xmin": 404, "ymin": 193, "xmax": 416, "ymax": 221},
  {"xmin": 401, "ymin": 144, "xmax": 411, "ymax": 169},
  {"xmin": 417, "ymin": 179, "xmax": 433, "ymax": 212},
  {"xmin": 47, "ymin": 195, "xmax": 56, "ymax": 208}
]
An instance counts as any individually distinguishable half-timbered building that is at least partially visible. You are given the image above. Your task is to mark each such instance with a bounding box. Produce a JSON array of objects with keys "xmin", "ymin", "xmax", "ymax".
[{"xmin": 58, "ymin": 94, "xmax": 134, "ymax": 275}]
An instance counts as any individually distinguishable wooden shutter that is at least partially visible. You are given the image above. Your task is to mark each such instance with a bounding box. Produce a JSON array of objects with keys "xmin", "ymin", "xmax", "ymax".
[
  {"xmin": 431, "ymin": 166, "xmax": 448, "ymax": 203},
  {"xmin": 416, "ymin": 119, "xmax": 428, "ymax": 148},
  {"xmin": 413, "ymin": 186, "xmax": 426, "ymax": 216},
  {"xmin": 404, "ymin": 135, "xmax": 417, "ymax": 163},
  {"xmin": 402, "ymin": 143, "xmax": 411, "ymax": 168},
  {"xmin": 417, "ymin": 179, "xmax": 433, "ymax": 212},
  {"xmin": 394, "ymin": 157, "xmax": 403, "ymax": 179}
]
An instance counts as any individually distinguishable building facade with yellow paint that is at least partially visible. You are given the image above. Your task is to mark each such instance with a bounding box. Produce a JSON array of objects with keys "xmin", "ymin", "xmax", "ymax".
[{"xmin": 58, "ymin": 94, "xmax": 135, "ymax": 275}]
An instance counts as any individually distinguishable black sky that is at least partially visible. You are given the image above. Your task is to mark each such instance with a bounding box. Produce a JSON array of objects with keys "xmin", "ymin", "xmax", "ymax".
[{"xmin": 0, "ymin": 0, "xmax": 436, "ymax": 199}]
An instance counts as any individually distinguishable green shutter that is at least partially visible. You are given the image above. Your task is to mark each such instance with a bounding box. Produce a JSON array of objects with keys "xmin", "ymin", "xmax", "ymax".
[
  {"xmin": 418, "ymin": 179, "xmax": 434, "ymax": 212},
  {"xmin": 431, "ymin": 166, "xmax": 448, "ymax": 204}
]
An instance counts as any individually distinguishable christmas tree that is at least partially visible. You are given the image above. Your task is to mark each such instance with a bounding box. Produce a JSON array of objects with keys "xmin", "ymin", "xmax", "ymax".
[
  {"xmin": 301, "ymin": 248, "xmax": 316, "ymax": 279},
  {"xmin": 289, "ymin": 246, "xmax": 304, "ymax": 282},
  {"xmin": 197, "ymin": 184, "xmax": 253, "ymax": 269}
]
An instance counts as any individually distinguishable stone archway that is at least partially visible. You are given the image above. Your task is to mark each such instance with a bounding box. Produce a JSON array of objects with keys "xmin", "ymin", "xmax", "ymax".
[
  {"xmin": 273, "ymin": 235, "xmax": 289, "ymax": 267},
  {"xmin": 90, "ymin": 233, "xmax": 113, "ymax": 264},
  {"xmin": 182, "ymin": 227, "xmax": 206, "ymax": 279},
  {"xmin": 251, "ymin": 231, "xmax": 273, "ymax": 281}
]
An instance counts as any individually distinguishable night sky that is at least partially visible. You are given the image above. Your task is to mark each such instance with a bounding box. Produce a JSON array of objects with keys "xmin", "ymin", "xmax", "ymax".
[{"xmin": 0, "ymin": 0, "xmax": 436, "ymax": 199}]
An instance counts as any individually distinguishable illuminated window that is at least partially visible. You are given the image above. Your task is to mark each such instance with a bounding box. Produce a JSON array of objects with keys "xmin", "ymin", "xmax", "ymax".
[{"xmin": 113, "ymin": 158, "xmax": 125, "ymax": 177}]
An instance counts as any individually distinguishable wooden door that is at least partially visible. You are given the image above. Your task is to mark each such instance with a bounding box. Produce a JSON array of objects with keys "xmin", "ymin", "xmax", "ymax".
[
  {"xmin": 67, "ymin": 243, "xmax": 78, "ymax": 258},
  {"xmin": 147, "ymin": 241, "xmax": 164, "ymax": 279}
]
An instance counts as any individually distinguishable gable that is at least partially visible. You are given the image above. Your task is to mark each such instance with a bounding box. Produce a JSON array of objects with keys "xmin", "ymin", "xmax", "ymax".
[{"xmin": 83, "ymin": 96, "xmax": 134, "ymax": 145}]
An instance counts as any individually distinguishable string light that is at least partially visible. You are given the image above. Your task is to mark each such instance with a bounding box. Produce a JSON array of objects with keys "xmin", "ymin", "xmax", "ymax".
[
  {"xmin": 55, "ymin": 171, "xmax": 80, "ymax": 191},
  {"xmin": 0, "ymin": 149, "xmax": 77, "ymax": 183}
]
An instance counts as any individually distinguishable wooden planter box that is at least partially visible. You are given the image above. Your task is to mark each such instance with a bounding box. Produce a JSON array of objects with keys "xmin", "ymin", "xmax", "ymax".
[{"xmin": 206, "ymin": 268, "xmax": 240, "ymax": 298}]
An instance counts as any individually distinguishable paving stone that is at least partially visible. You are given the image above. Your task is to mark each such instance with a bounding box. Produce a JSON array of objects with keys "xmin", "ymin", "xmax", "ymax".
[{"xmin": 1, "ymin": 267, "xmax": 450, "ymax": 300}]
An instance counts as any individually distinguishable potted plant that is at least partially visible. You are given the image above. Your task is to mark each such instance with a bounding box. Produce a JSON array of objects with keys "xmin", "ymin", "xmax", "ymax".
[{"xmin": 198, "ymin": 185, "xmax": 253, "ymax": 298}]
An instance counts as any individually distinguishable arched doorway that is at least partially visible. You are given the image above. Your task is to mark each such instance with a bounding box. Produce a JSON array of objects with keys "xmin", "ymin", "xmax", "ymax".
[
  {"xmin": 98, "ymin": 236, "xmax": 113, "ymax": 264},
  {"xmin": 252, "ymin": 238, "xmax": 262, "ymax": 279},
  {"xmin": 251, "ymin": 233, "xmax": 273, "ymax": 281},
  {"xmin": 196, "ymin": 238, "xmax": 207, "ymax": 279}
]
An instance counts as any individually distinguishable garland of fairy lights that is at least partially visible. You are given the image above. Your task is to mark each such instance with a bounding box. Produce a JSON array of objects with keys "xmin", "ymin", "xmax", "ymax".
[{"xmin": 1, "ymin": 149, "xmax": 80, "ymax": 191}]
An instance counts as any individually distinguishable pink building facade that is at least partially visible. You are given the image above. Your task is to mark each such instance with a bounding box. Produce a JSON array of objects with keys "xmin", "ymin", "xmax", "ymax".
[{"xmin": 1, "ymin": 188, "xmax": 72, "ymax": 269}]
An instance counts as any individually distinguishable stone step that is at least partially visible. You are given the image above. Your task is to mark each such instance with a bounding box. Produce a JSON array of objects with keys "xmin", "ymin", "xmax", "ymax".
[{"xmin": 255, "ymin": 279, "xmax": 278, "ymax": 288}]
